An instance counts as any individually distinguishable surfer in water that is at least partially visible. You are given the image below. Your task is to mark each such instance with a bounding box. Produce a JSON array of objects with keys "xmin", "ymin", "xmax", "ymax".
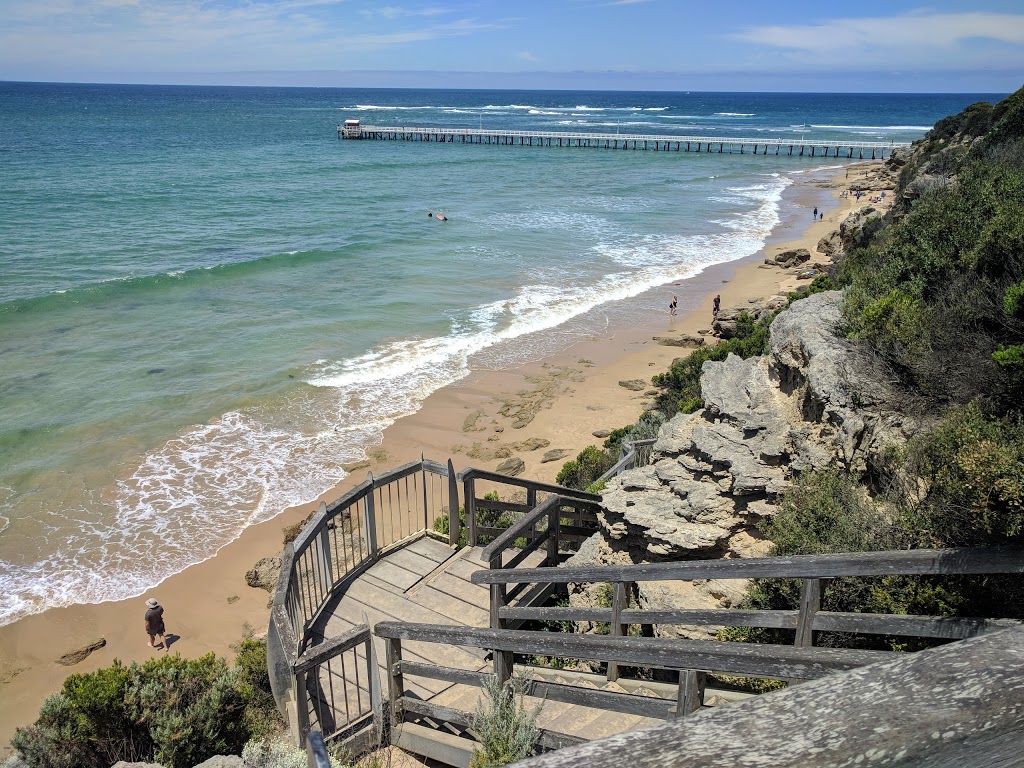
[{"xmin": 428, "ymin": 211, "xmax": 448, "ymax": 221}]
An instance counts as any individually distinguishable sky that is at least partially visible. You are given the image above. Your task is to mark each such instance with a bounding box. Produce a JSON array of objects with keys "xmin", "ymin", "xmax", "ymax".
[{"xmin": 1, "ymin": 0, "xmax": 1022, "ymax": 92}]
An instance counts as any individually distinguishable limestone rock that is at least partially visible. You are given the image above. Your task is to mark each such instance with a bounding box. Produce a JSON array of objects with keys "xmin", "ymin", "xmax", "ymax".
[
  {"xmin": 618, "ymin": 379, "xmax": 648, "ymax": 391},
  {"xmin": 495, "ymin": 457, "xmax": 525, "ymax": 476},
  {"xmin": 766, "ymin": 248, "xmax": 810, "ymax": 268},
  {"xmin": 192, "ymin": 758, "xmax": 243, "ymax": 768},
  {"xmin": 56, "ymin": 638, "xmax": 106, "ymax": 666},
  {"xmin": 246, "ymin": 555, "xmax": 283, "ymax": 592},
  {"xmin": 712, "ymin": 306, "xmax": 773, "ymax": 339},
  {"xmin": 513, "ymin": 437, "xmax": 550, "ymax": 452},
  {"xmin": 817, "ymin": 230, "xmax": 841, "ymax": 257},
  {"xmin": 540, "ymin": 448, "xmax": 572, "ymax": 463},
  {"xmin": 592, "ymin": 429, "xmax": 612, "ymax": 438},
  {"xmin": 653, "ymin": 335, "xmax": 705, "ymax": 348}
]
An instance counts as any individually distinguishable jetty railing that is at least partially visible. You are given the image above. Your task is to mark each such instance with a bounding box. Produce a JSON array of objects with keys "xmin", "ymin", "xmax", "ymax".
[
  {"xmin": 268, "ymin": 457, "xmax": 459, "ymax": 747},
  {"xmin": 340, "ymin": 125, "xmax": 909, "ymax": 159}
]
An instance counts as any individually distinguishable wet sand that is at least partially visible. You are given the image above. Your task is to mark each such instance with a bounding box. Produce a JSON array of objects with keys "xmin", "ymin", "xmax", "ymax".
[{"xmin": 0, "ymin": 162, "xmax": 888, "ymax": 753}]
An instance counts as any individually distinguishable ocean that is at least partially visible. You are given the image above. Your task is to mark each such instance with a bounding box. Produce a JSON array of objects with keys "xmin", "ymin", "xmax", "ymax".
[{"xmin": 0, "ymin": 83, "xmax": 1000, "ymax": 626}]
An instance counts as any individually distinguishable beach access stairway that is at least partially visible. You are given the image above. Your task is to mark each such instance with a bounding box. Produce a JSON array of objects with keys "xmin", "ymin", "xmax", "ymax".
[{"xmin": 268, "ymin": 451, "xmax": 1024, "ymax": 767}]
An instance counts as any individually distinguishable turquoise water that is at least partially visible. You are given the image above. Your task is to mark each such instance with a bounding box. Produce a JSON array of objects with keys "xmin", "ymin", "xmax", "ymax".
[{"xmin": 0, "ymin": 84, "xmax": 999, "ymax": 625}]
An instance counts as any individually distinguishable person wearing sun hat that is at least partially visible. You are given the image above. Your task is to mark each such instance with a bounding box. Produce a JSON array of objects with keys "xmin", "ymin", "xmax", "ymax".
[{"xmin": 144, "ymin": 597, "xmax": 167, "ymax": 651}]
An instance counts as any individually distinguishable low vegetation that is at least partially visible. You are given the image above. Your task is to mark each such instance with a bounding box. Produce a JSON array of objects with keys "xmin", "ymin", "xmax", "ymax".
[
  {"xmin": 10, "ymin": 640, "xmax": 283, "ymax": 768},
  {"xmin": 468, "ymin": 676, "xmax": 541, "ymax": 768}
]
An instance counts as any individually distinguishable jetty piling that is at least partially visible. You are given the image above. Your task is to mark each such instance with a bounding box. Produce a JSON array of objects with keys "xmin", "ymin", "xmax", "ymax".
[{"xmin": 337, "ymin": 123, "xmax": 905, "ymax": 160}]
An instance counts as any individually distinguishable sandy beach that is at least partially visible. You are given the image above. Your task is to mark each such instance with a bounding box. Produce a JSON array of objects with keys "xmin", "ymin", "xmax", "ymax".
[{"xmin": 0, "ymin": 161, "xmax": 888, "ymax": 754}]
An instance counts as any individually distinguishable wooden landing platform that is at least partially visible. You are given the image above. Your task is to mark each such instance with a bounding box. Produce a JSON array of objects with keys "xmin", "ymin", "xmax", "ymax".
[
  {"xmin": 304, "ymin": 535, "xmax": 663, "ymax": 751},
  {"xmin": 338, "ymin": 124, "xmax": 906, "ymax": 159}
]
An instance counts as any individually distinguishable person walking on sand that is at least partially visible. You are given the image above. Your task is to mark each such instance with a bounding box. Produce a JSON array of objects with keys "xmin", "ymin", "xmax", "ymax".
[
  {"xmin": 144, "ymin": 597, "xmax": 167, "ymax": 651},
  {"xmin": 713, "ymin": 294, "xmax": 721, "ymax": 316},
  {"xmin": 669, "ymin": 295, "xmax": 678, "ymax": 316},
  {"xmin": 813, "ymin": 206, "xmax": 818, "ymax": 219}
]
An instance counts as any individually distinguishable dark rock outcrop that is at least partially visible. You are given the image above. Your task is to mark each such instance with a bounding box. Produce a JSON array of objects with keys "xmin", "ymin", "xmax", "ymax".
[
  {"xmin": 56, "ymin": 638, "xmax": 106, "ymax": 666},
  {"xmin": 246, "ymin": 555, "xmax": 283, "ymax": 592}
]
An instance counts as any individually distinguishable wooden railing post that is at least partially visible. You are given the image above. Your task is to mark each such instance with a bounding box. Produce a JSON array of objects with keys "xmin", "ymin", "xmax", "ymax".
[
  {"xmin": 527, "ymin": 486, "xmax": 537, "ymax": 508},
  {"xmin": 363, "ymin": 472, "xmax": 379, "ymax": 560},
  {"xmin": 292, "ymin": 668, "xmax": 310, "ymax": 748},
  {"xmin": 316, "ymin": 502, "xmax": 333, "ymax": 597},
  {"xmin": 489, "ymin": 554, "xmax": 507, "ymax": 630},
  {"xmin": 385, "ymin": 637, "xmax": 404, "ymax": 738},
  {"xmin": 421, "ymin": 455, "xmax": 430, "ymax": 532},
  {"xmin": 546, "ymin": 505, "xmax": 560, "ymax": 566},
  {"xmin": 367, "ymin": 633, "xmax": 383, "ymax": 746},
  {"xmin": 675, "ymin": 669, "xmax": 707, "ymax": 717},
  {"xmin": 447, "ymin": 459, "xmax": 460, "ymax": 547},
  {"xmin": 465, "ymin": 476, "xmax": 478, "ymax": 546},
  {"xmin": 795, "ymin": 578, "xmax": 822, "ymax": 647},
  {"xmin": 495, "ymin": 649, "xmax": 514, "ymax": 688},
  {"xmin": 607, "ymin": 581, "xmax": 629, "ymax": 681}
]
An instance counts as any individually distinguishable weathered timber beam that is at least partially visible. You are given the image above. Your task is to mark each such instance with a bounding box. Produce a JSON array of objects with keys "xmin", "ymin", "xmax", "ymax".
[
  {"xmin": 470, "ymin": 547, "xmax": 1024, "ymax": 585},
  {"xmin": 812, "ymin": 612, "xmax": 1022, "ymax": 639},
  {"xmin": 458, "ymin": 467, "xmax": 602, "ymax": 501},
  {"xmin": 513, "ymin": 626, "xmax": 1024, "ymax": 768},
  {"xmin": 373, "ymin": 623, "xmax": 889, "ymax": 679},
  {"xmin": 293, "ymin": 624, "xmax": 371, "ymax": 674},
  {"xmin": 481, "ymin": 501, "xmax": 555, "ymax": 561}
]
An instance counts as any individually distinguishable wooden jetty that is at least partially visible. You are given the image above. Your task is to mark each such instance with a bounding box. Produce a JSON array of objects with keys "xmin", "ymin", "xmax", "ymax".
[{"xmin": 337, "ymin": 121, "xmax": 907, "ymax": 159}]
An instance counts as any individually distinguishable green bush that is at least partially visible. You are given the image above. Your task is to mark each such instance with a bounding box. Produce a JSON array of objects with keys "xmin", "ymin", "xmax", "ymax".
[
  {"xmin": 652, "ymin": 312, "xmax": 774, "ymax": 417},
  {"xmin": 469, "ymin": 676, "xmax": 541, "ymax": 768},
  {"xmin": 11, "ymin": 641, "xmax": 284, "ymax": 768},
  {"xmin": 125, "ymin": 653, "xmax": 247, "ymax": 768},
  {"xmin": 556, "ymin": 445, "xmax": 615, "ymax": 491}
]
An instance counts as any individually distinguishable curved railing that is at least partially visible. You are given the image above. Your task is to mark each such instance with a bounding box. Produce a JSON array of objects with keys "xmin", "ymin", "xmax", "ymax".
[{"xmin": 268, "ymin": 458, "xmax": 458, "ymax": 744}]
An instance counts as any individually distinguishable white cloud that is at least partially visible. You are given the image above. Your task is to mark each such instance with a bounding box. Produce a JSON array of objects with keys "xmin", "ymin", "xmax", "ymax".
[
  {"xmin": 734, "ymin": 11, "xmax": 1024, "ymax": 56},
  {"xmin": 516, "ymin": 50, "xmax": 539, "ymax": 62}
]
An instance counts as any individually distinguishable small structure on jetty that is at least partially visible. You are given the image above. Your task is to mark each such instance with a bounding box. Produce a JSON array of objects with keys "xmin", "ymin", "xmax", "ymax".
[
  {"xmin": 269, "ymin": 455, "xmax": 1024, "ymax": 767},
  {"xmin": 337, "ymin": 123, "xmax": 907, "ymax": 159}
]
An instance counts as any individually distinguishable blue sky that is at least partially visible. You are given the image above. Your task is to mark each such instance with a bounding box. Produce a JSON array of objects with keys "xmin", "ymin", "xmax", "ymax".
[{"xmin": 1, "ymin": 0, "xmax": 1022, "ymax": 91}]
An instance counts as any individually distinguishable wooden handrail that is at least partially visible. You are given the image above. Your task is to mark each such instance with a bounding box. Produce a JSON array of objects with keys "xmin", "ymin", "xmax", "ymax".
[
  {"xmin": 293, "ymin": 625, "xmax": 371, "ymax": 674},
  {"xmin": 373, "ymin": 623, "xmax": 889, "ymax": 680},
  {"xmin": 458, "ymin": 466, "xmax": 603, "ymax": 501},
  {"xmin": 470, "ymin": 546, "xmax": 1024, "ymax": 585},
  {"xmin": 481, "ymin": 495, "xmax": 562, "ymax": 563}
]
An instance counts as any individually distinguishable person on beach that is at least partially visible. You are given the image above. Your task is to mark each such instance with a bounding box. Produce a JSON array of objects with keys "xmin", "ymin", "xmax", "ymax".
[
  {"xmin": 813, "ymin": 206, "xmax": 818, "ymax": 219},
  {"xmin": 713, "ymin": 295, "xmax": 721, "ymax": 315},
  {"xmin": 669, "ymin": 295, "xmax": 678, "ymax": 316},
  {"xmin": 144, "ymin": 597, "xmax": 167, "ymax": 651}
]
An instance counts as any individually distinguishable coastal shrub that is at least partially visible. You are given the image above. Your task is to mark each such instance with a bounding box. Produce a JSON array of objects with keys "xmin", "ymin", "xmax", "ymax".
[
  {"xmin": 233, "ymin": 639, "xmax": 282, "ymax": 741},
  {"xmin": 652, "ymin": 312, "xmax": 774, "ymax": 416},
  {"xmin": 125, "ymin": 653, "xmax": 247, "ymax": 768},
  {"xmin": 11, "ymin": 641, "xmax": 283, "ymax": 768},
  {"xmin": 902, "ymin": 403, "xmax": 1024, "ymax": 547},
  {"xmin": 837, "ymin": 91, "xmax": 1024, "ymax": 409},
  {"xmin": 787, "ymin": 274, "xmax": 835, "ymax": 303},
  {"xmin": 11, "ymin": 661, "xmax": 149, "ymax": 768},
  {"xmin": 469, "ymin": 676, "xmax": 541, "ymax": 768},
  {"xmin": 556, "ymin": 445, "xmax": 615, "ymax": 491}
]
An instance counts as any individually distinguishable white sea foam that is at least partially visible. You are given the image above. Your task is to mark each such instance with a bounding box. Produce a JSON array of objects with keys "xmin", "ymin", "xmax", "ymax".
[
  {"xmin": 810, "ymin": 124, "xmax": 930, "ymax": 131},
  {"xmin": 714, "ymin": 112, "xmax": 756, "ymax": 117},
  {"xmin": 0, "ymin": 168, "xmax": 792, "ymax": 628}
]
